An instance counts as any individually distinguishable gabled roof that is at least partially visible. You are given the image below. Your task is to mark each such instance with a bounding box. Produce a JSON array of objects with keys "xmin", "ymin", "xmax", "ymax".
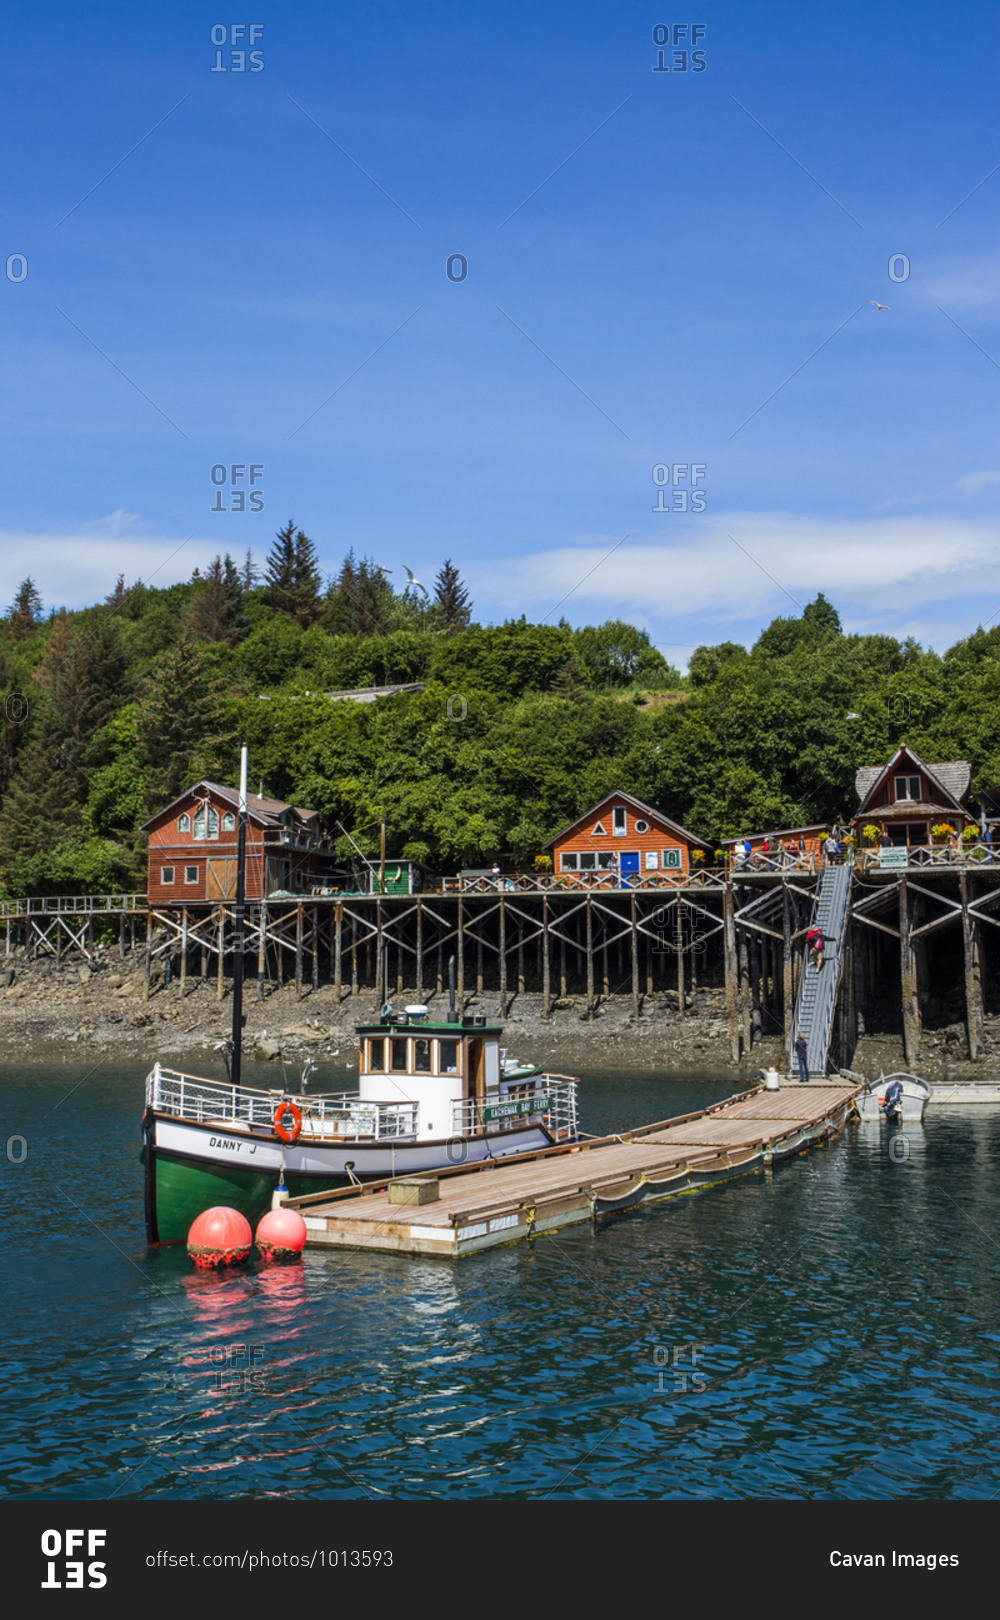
[
  {"xmin": 141, "ymin": 780, "xmax": 324, "ymax": 833},
  {"xmin": 854, "ymin": 747, "xmax": 971, "ymax": 815},
  {"xmin": 543, "ymin": 790, "xmax": 711, "ymax": 850},
  {"xmin": 720, "ymin": 824, "xmax": 829, "ymax": 846}
]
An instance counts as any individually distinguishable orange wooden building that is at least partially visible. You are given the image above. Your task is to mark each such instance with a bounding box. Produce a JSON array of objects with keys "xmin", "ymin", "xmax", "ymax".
[
  {"xmin": 544, "ymin": 792, "xmax": 712, "ymax": 884},
  {"xmin": 852, "ymin": 746, "xmax": 975, "ymax": 849},
  {"xmin": 142, "ymin": 781, "xmax": 340, "ymax": 905}
]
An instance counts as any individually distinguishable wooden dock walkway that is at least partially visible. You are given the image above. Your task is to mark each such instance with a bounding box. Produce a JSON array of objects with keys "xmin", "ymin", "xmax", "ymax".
[{"xmin": 288, "ymin": 1080, "xmax": 860, "ymax": 1258}]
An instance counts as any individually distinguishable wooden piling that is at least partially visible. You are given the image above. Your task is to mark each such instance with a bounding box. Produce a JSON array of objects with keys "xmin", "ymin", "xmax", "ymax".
[
  {"xmin": 180, "ymin": 907, "xmax": 188, "ymax": 995},
  {"xmin": 216, "ymin": 907, "xmax": 225, "ymax": 1001},
  {"xmin": 630, "ymin": 891, "xmax": 640, "ymax": 1017},
  {"xmin": 333, "ymin": 902, "xmax": 342, "ymax": 1001},
  {"xmin": 899, "ymin": 877, "xmax": 921, "ymax": 1066},
  {"xmin": 724, "ymin": 883, "xmax": 739, "ymax": 1060},
  {"xmin": 542, "ymin": 894, "xmax": 551, "ymax": 1017},
  {"xmin": 960, "ymin": 869, "xmax": 983, "ymax": 1060}
]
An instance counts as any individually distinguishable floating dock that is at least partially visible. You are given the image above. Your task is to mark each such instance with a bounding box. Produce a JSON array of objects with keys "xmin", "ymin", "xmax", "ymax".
[{"xmin": 288, "ymin": 1080, "xmax": 860, "ymax": 1258}]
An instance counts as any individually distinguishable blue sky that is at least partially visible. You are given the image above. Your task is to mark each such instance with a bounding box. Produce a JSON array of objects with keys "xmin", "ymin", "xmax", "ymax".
[{"xmin": 3, "ymin": 1, "xmax": 1000, "ymax": 666}]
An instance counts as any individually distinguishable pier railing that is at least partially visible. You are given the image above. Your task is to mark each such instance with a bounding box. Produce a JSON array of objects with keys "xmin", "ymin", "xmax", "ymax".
[{"xmin": 0, "ymin": 891, "xmax": 146, "ymax": 918}]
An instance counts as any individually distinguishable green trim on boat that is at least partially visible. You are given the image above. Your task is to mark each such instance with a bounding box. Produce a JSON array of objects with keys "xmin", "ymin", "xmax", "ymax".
[{"xmin": 151, "ymin": 1151, "xmax": 343, "ymax": 1245}]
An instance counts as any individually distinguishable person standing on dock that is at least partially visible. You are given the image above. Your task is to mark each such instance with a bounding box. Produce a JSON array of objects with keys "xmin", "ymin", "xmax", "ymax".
[{"xmin": 794, "ymin": 1030, "xmax": 809, "ymax": 1084}]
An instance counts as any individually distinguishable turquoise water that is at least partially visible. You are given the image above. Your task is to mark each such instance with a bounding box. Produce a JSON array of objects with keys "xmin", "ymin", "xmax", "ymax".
[{"xmin": 3, "ymin": 1060, "xmax": 1000, "ymax": 1499}]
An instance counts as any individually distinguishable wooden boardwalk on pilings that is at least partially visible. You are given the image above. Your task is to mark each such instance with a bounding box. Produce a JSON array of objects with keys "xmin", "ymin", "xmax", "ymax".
[
  {"xmin": 4, "ymin": 861, "xmax": 999, "ymax": 1067},
  {"xmin": 288, "ymin": 1079, "xmax": 860, "ymax": 1257}
]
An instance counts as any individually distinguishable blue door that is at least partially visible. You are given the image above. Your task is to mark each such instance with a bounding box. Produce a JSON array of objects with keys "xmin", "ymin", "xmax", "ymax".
[{"xmin": 619, "ymin": 850, "xmax": 639, "ymax": 887}]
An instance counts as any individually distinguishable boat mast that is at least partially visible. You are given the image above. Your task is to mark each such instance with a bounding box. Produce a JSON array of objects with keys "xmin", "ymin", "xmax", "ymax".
[{"xmin": 230, "ymin": 743, "xmax": 248, "ymax": 1088}]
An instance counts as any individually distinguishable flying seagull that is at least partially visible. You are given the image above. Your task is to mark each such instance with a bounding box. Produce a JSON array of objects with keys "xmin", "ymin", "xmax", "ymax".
[
  {"xmin": 869, "ymin": 300, "xmax": 892, "ymax": 312},
  {"xmin": 403, "ymin": 566, "xmax": 429, "ymax": 597}
]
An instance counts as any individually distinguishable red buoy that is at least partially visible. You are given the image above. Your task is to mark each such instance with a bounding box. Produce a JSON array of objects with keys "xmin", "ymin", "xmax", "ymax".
[
  {"xmin": 187, "ymin": 1206, "xmax": 253, "ymax": 1268},
  {"xmin": 255, "ymin": 1207, "xmax": 308, "ymax": 1263}
]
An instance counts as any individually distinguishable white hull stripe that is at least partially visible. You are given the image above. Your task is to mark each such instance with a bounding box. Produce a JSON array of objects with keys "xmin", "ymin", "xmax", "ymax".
[{"xmin": 153, "ymin": 1117, "xmax": 549, "ymax": 1176}]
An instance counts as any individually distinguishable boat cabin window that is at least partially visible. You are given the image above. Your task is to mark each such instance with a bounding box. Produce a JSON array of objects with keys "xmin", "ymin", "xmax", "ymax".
[
  {"xmin": 439, "ymin": 1039, "xmax": 459, "ymax": 1074},
  {"xmin": 391, "ymin": 1037, "xmax": 409, "ymax": 1072},
  {"xmin": 413, "ymin": 1038, "xmax": 431, "ymax": 1072},
  {"xmin": 367, "ymin": 1037, "xmax": 386, "ymax": 1071}
]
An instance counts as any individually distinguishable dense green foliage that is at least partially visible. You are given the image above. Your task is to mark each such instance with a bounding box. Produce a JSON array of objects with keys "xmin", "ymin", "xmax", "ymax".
[{"xmin": 0, "ymin": 549, "xmax": 996, "ymax": 896}]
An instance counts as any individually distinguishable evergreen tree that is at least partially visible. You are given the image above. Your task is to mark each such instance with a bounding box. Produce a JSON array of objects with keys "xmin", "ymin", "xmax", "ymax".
[
  {"xmin": 135, "ymin": 635, "xmax": 233, "ymax": 805},
  {"xmin": 241, "ymin": 547, "xmax": 259, "ymax": 592},
  {"xmin": 263, "ymin": 520, "xmax": 322, "ymax": 626},
  {"xmin": 433, "ymin": 559, "xmax": 472, "ymax": 631},
  {"xmin": 551, "ymin": 656, "xmax": 588, "ymax": 702},
  {"xmin": 323, "ymin": 551, "xmax": 395, "ymax": 636},
  {"xmin": 185, "ymin": 555, "xmax": 250, "ymax": 644},
  {"xmin": 7, "ymin": 578, "xmax": 43, "ymax": 639},
  {"xmin": 0, "ymin": 701, "xmax": 82, "ymax": 886},
  {"xmin": 33, "ymin": 603, "xmax": 130, "ymax": 790}
]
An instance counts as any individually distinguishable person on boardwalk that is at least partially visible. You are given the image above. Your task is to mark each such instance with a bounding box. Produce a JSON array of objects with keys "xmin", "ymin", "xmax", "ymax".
[
  {"xmin": 806, "ymin": 925, "xmax": 837, "ymax": 970},
  {"xmin": 794, "ymin": 1030, "xmax": 809, "ymax": 1084}
]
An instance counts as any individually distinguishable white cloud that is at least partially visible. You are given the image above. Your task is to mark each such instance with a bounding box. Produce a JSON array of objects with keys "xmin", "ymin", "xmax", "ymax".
[
  {"xmin": 0, "ymin": 525, "xmax": 221, "ymax": 612},
  {"xmin": 468, "ymin": 511, "xmax": 1000, "ymax": 655},
  {"xmin": 954, "ymin": 470, "xmax": 1000, "ymax": 497}
]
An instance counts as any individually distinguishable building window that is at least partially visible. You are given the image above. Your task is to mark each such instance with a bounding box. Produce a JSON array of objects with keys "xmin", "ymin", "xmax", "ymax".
[
  {"xmin": 367, "ymin": 1037, "xmax": 386, "ymax": 1072},
  {"xmin": 645, "ymin": 851, "xmax": 658, "ymax": 869},
  {"xmin": 635, "ymin": 819, "xmax": 649, "ymax": 834},
  {"xmin": 612, "ymin": 806, "xmax": 627, "ymax": 835},
  {"xmin": 193, "ymin": 806, "xmax": 219, "ymax": 840},
  {"xmin": 222, "ymin": 812, "xmax": 235, "ymax": 831},
  {"xmin": 592, "ymin": 820, "xmax": 607, "ymax": 836},
  {"xmin": 184, "ymin": 866, "xmax": 199, "ymax": 884},
  {"xmin": 560, "ymin": 853, "xmax": 579, "ymax": 870},
  {"xmin": 579, "ymin": 852, "xmax": 596, "ymax": 870},
  {"xmin": 596, "ymin": 852, "xmax": 616, "ymax": 869},
  {"xmin": 662, "ymin": 849, "xmax": 682, "ymax": 869},
  {"xmin": 294, "ymin": 868, "xmax": 305, "ymax": 889},
  {"xmin": 895, "ymin": 775, "xmax": 921, "ymax": 802},
  {"xmin": 177, "ymin": 813, "xmax": 190, "ymax": 833},
  {"xmin": 161, "ymin": 866, "xmax": 174, "ymax": 884}
]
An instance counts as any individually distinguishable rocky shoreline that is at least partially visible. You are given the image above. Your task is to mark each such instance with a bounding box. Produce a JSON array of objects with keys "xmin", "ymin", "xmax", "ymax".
[{"xmin": 2, "ymin": 944, "xmax": 999, "ymax": 1084}]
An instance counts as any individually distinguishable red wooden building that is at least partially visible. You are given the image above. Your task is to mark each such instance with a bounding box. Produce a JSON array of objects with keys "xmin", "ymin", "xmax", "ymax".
[
  {"xmin": 852, "ymin": 746, "xmax": 975, "ymax": 849},
  {"xmin": 544, "ymin": 791, "xmax": 712, "ymax": 884},
  {"xmin": 142, "ymin": 781, "xmax": 340, "ymax": 905}
]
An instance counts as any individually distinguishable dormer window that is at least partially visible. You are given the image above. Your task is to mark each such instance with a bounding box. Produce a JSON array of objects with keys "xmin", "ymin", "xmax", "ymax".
[
  {"xmin": 222, "ymin": 812, "xmax": 235, "ymax": 831},
  {"xmin": 177, "ymin": 813, "xmax": 190, "ymax": 833},
  {"xmin": 895, "ymin": 775, "xmax": 921, "ymax": 802},
  {"xmin": 612, "ymin": 806, "xmax": 627, "ymax": 835}
]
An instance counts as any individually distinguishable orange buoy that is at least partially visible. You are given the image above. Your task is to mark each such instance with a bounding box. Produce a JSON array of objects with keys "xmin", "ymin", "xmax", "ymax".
[
  {"xmin": 187, "ymin": 1206, "xmax": 253, "ymax": 1268},
  {"xmin": 273, "ymin": 1099, "xmax": 302, "ymax": 1144},
  {"xmin": 255, "ymin": 1206, "xmax": 308, "ymax": 1263}
]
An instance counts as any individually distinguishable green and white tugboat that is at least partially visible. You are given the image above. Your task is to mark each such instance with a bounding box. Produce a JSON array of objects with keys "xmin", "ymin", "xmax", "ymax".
[{"xmin": 142, "ymin": 751, "xmax": 579, "ymax": 1243}]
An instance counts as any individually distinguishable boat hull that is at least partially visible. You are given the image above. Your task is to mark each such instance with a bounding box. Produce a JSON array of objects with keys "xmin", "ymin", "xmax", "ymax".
[
  {"xmin": 144, "ymin": 1112, "xmax": 552, "ymax": 1243},
  {"xmin": 854, "ymin": 1074, "xmax": 932, "ymax": 1123}
]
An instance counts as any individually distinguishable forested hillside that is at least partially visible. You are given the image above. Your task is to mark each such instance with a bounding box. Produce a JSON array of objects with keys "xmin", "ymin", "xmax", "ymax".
[{"xmin": 1, "ymin": 522, "xmax": 998, "ymax": 896}]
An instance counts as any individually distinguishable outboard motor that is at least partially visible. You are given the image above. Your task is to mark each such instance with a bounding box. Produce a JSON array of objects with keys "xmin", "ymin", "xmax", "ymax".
[{"xmin": 881, "ymin": 1079, "xmax": 904, "ymax": 1124}]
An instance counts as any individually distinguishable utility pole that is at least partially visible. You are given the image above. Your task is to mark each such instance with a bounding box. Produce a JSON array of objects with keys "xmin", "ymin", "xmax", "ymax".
[{"xmin": 380, "ymin": 818, "xmax": 386, "ymax": 896}]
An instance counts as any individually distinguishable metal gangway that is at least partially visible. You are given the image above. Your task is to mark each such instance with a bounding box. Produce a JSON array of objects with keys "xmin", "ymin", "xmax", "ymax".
[{"xmin": 790, "ymin": 864, "xmax": 853, "ymax": 1077}]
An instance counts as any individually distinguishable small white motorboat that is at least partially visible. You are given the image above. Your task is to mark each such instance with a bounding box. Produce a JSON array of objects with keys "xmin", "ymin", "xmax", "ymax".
[{"xmin": 854, "ymin": 1072, "xmax": 932, "ymax": 1123}]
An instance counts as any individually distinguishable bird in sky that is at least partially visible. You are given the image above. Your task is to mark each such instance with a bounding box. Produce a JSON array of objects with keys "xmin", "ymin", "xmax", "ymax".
[
  {"xmin": 402, "ymin": 566, "xmax": 429, "ymax": 596},
  {"xmin": 869, "ymin": 300, "xmax": 892, "ymax": 312}
]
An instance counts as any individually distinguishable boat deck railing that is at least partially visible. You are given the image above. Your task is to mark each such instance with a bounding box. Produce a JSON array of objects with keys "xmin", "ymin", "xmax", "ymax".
[
  {"xmin": 146, "ymin": 1064, "xmax": 418, "ymax": 1141},
  {"xmin": 450, "ymin": 1075, "xmax": 578, "ymax": 1142}
]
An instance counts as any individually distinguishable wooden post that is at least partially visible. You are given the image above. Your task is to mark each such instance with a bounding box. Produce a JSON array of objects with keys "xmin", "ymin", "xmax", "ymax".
[
  {"xmin": 119, "ymin": 912, "xmax": 126, "ymax": 960},
  {"xmin": 375, "ymin": 900, "xmax": 383, "ymax": 1004},
  {"xmin": 518, "ymin": 923, "xmax": 525, "ymax": 997},
  {"xmin": 585, "ymin": 895, "xmax": 594, "ymax": 1016},
  {"xmin": 216, "ymin": 907, "xmax": 225, "ymax": 1001},
  {"xmin": 436, "ymin": 941, "xmax": 443, "ymax": 997},
  {"xmin": 782, "ymin": 883, "xmax": 793, "ymax": 1038},
  {"xmin": 144, "ymin": 918, "xmax": 152, "ymax": 1000},
  {"xmin": 960, "ymin": 869, "xmax": 983, "ymax": 1060},
  {"xmin": 560, "ymin": 931, "xmax": 567, "ymax": 999},
  {"xmin": 498, "ymin": 895, "xmax": 507, "ymax": 1017},
  {"xmin": 55, "ymin": 919, "xmax": 62, "ymax": 969},
  {"xmin": 675, "ymin": 899, "xmax": 685, "ymax": 1019},
  {"xmin": 295, "ymin": 903, "xmax": 304, "ymax": 998},
  {"xmin": 333, "ymin": 902, "xmax": 343, "ymax": 1000},
  {"xmin": 351, "ymin": 913, "xmax": 358, "ymax": 997},
  {"xmin": 180, "ymin": 907, "xmax": 188, "ymax": 996},
  {"xmin": 749, "ymin": 930, "xmax": 762, "ymax": 1047},
  {"xmin": 416, "ymin": 898, "xmax": 423, "ymax": 1001},
  {"xmin": 257, "ymin": 900, "xmax": 266, "ymax": 999},
  {"xmin": 630, "ymin": 891, "xmax": 640, "ymax": 1016},
  {"xmin": 312, "ymin": 907, "xmax": 319, "ymax": 993},
  {"xmin": 723, "ymin": 884, "xmax": 739, "ymax": 1059},
  {"xmin": 899, "ymin": 877, "xmax": 921, "ymax": 1066},
  {"xmin": 601, "ymin": 934, "xmax": 609, "ymax": 1002},
  {"xmin": 456, "ymin": 896, "xmax": 464, "ymax": 1007},
  {"xmin": 542, "ymin": 893, "xmax": 552, "ymax": 1017}
]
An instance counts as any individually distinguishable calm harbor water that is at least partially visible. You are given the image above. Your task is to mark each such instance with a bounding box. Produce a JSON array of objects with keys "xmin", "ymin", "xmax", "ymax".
[{"xmin": 3, "ymin": 1059, "xmax": 1000, "ymax": 1500}]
